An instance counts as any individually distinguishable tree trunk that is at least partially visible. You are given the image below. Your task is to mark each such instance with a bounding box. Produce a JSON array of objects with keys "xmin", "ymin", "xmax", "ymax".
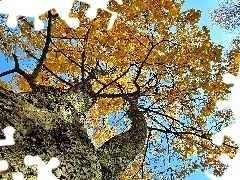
[{"xmin": 0, "ymin": 84, "xmax": 147, "ymax": 179}]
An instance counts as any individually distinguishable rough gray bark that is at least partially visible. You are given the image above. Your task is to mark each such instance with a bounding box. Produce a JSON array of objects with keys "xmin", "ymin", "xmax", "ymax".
[
  {"xmin": 97, "ymin": 95, "xmax": 147, "ymax": 179},
  {"xmin": 0, "ymin": 83, "xmax": 147, "ymax": 179}
]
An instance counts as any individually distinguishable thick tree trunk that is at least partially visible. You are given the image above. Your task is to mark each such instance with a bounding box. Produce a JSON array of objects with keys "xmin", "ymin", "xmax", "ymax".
[
  {"xmin": 0, "ymin": 84, "xmax": 147, "ymax": 179},
  {"xmin": 0, "ymin": 84, "xmax": 102, "ymax": 179}
]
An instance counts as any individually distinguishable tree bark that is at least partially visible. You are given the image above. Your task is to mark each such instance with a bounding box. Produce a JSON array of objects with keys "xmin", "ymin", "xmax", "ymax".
[{"xmin": 0, "ymin": 84, "xmax": 147, "ymax": 179}]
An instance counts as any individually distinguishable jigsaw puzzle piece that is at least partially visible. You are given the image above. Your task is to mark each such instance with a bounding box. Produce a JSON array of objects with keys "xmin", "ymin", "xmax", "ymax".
[
  {"xmin": 83, "ymin": 0, "xmax": 122, "ymax": 29},
  {"xmin": 24, "ymin": 155, "xmax": 60, "ymax": 180},
  {"xmin": 0, "ymin": 126, "xmax": 15, "ymax": 146},
  {"xmin": 54, "ymin": 0, "xmax": 80, "ymax": 29},
  {"xmin": 12, "ymin": 172, "xmax": 24, "ymax": 180},
  {"xmin": 0, "ymin": 160, "xmax": 8, "ymax": 171}
]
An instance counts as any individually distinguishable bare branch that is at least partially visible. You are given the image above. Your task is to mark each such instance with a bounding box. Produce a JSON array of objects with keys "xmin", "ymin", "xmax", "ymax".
[
  {"xmin": 96, "ymin": 64, "xmax": 132, "ymax": 95},
  {"xmin": 148, "ymin": 127, "xmax": 238, "ymax": 150},
  {"xmin": 0, "ymin": 54, "xmax": 34, "ymax": 87},
  {"xmin": 42, "ymin": 65, "xmax": 73, "ymax": 87},
  {"xmin": 30, "ymin": 11, "xmax": 53, "ymax": 81},
  {"xmin": 0, "ymin": 69, "xmax": 15, "ymax": 78},
  {"xmin": 80, "ymin": 26, "xmax": 91, "ymax": 83}
]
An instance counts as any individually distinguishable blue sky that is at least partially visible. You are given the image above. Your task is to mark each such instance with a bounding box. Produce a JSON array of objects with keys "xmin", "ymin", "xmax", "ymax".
[
  {"xmin": 182, "ymin": 0, "xmax": 239, "ymax": 48},
  {"xmin": 182, "ymin": 0, "xmax": 237, "ymax": 179},
  {"xmin": 0, "ymin": 1, "xmax": 238, "ymax": 179}
]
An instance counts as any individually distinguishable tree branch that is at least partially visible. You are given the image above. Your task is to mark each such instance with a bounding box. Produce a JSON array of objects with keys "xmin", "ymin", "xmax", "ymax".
[
  {"xmin": 97, "ymin": 95, "xmax": 147, "ymax": 179},
  {"xmin": 96, "ymin": 64, "xmax": 132, "ymax": 95},
  {"xmin": 30, "ymin": 11, "xmax": 53, "ymax": 82},
  {"xmin": 0, "ymin": 54, "xmax": 34, "ymax": 88},
  {"xmin": 0, "ymin": 69, "xmax": 15, "ymax": 78}
]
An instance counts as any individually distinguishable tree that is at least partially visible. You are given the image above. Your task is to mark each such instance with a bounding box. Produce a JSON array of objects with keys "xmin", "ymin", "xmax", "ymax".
[
  {"xmin": 209, "ymin": 0, "xmax": 240, "ymax": 32},
  {"xmin": 0, "ymin": 0, "xmax": 239, "ymax": 179}
]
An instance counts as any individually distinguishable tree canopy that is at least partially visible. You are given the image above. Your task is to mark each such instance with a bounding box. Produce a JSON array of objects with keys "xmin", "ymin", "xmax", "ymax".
[
  {"xmin": 210, "ymin": 0, "xmax": 240, "ymax": 33},
  {"xmin": 0, "ymin": 0, "xmax": 239, "ymax": 179}
]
